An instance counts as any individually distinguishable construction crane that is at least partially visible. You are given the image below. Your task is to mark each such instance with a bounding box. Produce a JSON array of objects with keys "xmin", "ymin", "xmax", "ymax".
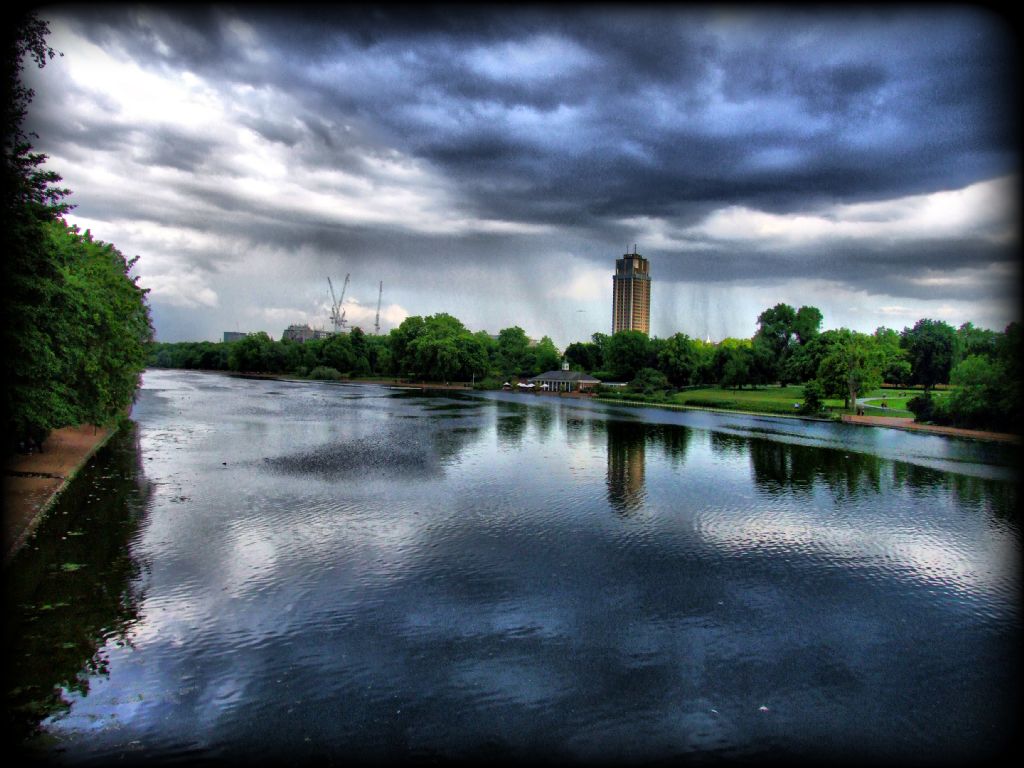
[
  {"xmin": 374, "ymin": 281, "xmax": 383, "ymax": 335},
  {"xmin": 327, "ymin": 273, "xmax": 350, "ymax": 333},
  {"xmin": 338, "ymin": 273, "xmax": 350, "ymax": 330}
]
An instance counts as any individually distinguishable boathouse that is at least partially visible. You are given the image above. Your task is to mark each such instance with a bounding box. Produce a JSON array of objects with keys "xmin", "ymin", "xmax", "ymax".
[{"xmin": 530, "ymin": 362, "xmax": 601, "ymax": 393}]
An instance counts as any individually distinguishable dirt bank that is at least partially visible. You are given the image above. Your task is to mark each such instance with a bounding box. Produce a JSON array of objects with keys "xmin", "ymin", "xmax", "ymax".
[{"xmin": 3, "ymin": 423, "xmax": 116, "ymax": 562}]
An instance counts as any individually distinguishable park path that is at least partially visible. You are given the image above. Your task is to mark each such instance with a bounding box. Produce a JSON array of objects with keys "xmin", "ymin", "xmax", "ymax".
[
  {"xmin": 3, "ymin": 424, "xmax": 116, "ymax": 561},
  {"xmin": 841, "ymin": 414, "xmax": 1019, "ymax": 444}
]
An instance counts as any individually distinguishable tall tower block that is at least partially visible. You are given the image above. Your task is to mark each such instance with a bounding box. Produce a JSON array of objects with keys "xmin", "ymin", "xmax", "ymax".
[{"xmin": 611, "ymin": 247, "xmax": 651, "ymax": 335}]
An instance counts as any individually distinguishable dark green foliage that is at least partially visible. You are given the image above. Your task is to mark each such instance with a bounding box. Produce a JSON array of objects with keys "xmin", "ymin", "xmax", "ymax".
[
  {"xmin": 955, "ymin": 321, "xmax": 998, "ymax": 364},
  {"xmin": 712, "ymin": 340, "xmax": 752, "ymax": 389},
  {"xmin": 911, "ymin": 325, "xmax": 1023, "ymax": 432},
  {"xmin": 793, "ymin": 306, "xmax": 823, "ymax": 345},
  {"xmin": 657, "ymin": 333, "xmax": 698, "ymax": 387},
  {"xmin": 606, "ymin": 330, "xmax": 653, "ymax": 381},
  {"xmin": 564, "ymin": 340, "xmax": 602, "ymax": 371},
  {"xmin": 800, "ymin": 380, "xmax": 826, "ymax": 415},
  {"xmin": 496, "ymin": 326, "xmax": 532, "ymax": 377},
  {"xmin": 874, "ymin": 326, "xmax": 912, "ymax": 385},
  {"xmin": 308, "ymin": 366, "xmax": 342, "ymax": 380},
  {"xmin": 150, "ymin": 340, "xmax": 235, "ymax": 370},
  {"xmin": 532, "ymin": 335, "xmax": 561, "ymax": 374},
  {"xmin": 901, "ymin": 318, "xmax": 957, "ymax": 391},
  {"xmin": 630, "ymin": 367, "xmax": 670, "ymax": 395},
  {"xmin": 906, "ymin": 394, "xmax": 938, "ymax": 423},
  {"xmin": 815, "ymin": 329, "xmax": 883, "ymax": 410},
  {"xmin": 7, "ymin": 220, "xmax": 153, "ymax": 449},
  {"xmin": 754, "ymin": 303, "xmax": 823, "ymax": 385}
]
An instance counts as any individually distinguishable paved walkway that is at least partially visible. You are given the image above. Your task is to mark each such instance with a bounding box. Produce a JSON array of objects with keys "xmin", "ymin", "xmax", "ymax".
[
  {"xmin": 842, "ymin": 414, "xmax": 1020, "ymax": 444},
  {"xmin": 3, "ymin": 424, "xmax": 115, "ymax": 561}
]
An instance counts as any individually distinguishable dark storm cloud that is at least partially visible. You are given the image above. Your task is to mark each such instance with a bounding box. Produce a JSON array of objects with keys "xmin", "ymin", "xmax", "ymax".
[
  {"xmin": 135, "ymin": 125, "xmax": 224, "ymax": 171},
  {"xmin": 24, "ymin": 5, "xmax": 1019, "ymax": 341},
  {"xmin": 54, "ymin": 5, "xmax": 1016, "ymax": 222},
  {"xmin": 657, "ymin": 237, "xmax": 1018, "ymax": 301}
]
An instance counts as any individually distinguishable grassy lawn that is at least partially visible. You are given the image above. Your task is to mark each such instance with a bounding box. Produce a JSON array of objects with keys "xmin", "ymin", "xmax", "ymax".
[
  {"xmin": 661, "ymin": 385, "xmax": 949, "ymax": 419},
  {"xmin": 598, "ymin": 384, "xmax": 957, "ymax": 420},
  {"xmin": 670, "ymin": 385, "xmax": 816, "ymax": 416}
]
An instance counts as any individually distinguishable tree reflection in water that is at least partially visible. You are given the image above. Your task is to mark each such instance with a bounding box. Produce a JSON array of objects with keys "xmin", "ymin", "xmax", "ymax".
[
  {"xmin": 595, "ymin": 418, "xmax": 1016, "ymax": 523},
  {"xmin": 5, "ymin": 423, "xmax": 153, "ymax": 744}
]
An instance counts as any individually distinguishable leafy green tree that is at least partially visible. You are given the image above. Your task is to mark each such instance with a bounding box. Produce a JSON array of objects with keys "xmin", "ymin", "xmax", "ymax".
[
  {"xmin": 901, "ymin": 318, "xmax": 957, "ymax": 391},
  {"xmin": 873, "ymin": 326, "xmax": 911, "ymax": 385},
  {"xmin": 747, "ymin": 338, "xmax": 776, "ymax": 387},
  {"xmin": 786, "ymin": 328, "xmax": 844, "ymax": 384},
  {"xmin": 5, "ymin": 18, "xmax": 153, "ymax": 450},
  {"xmin": 955, "ymin": 321, "xmax": 998, "ymax": 365},
  {"xmin": 228, "ymin": 332, "xmax": 274, "ymax": 372},
  {"xmin": 320, "ymin": 331, "xmax": 357, "ymax": 374},
  {"xmin": 630, "ymin": 367, "xmax": 670, "ymax": 395},
  {"xmin": 365, "ymin": 333, "xmax": 392, "ymax": 376},
  {"xmin": 945, "ymin": 355, "xmax": 1002, "ymax": 429},
  {"xmin": 754, "ymin": 303, "xmax": 796, "ymax": 383},
  {"xmin": 793, "ymin": 306, "xmax": 823, "ymax": 345},
  {"xmin": 754, "ymin": 303, "xmax": 823, "ymax": 384},
  {"xmin": 995, "ymin": 322, "xmax": 1023, "ymax": 433},
  {"xmin": 564, "ymin": 341, "xmax": 601, "ymax": 371},
  {"xmin": 9, "ymin": 221, "xmax": 153, "ymax": 443},
  {"xmin": 657, "ymin": 332, "xmax": 698, "ymax": 387},
  {"xmin": 309, "ymin": 366, "xmax": 342, "ymax": 380},
  {"xmin": 800, "ymin": 379, "xmax": 826, "ymax": 415},
  {"xmin": 606, "ymin": 330, "xmax": 652, "ymax": 381},
  {"xmin": 3, "ymin": 15, "xmax": 74, "ymax": 449},
  {"xmin": 691, "ymin": 338, "xmax": 717, "ymax": 385},
  {"xmin": 532, "ymin": 336, "xmax": 561, "ymax": 374},
  {"xmin": 496, "ymin": 326, "xmax": 532, "ymax": 376},
  {"xmin": 388, "ymin": 315, "xmax": 426, "ymax": 376},
  {"xmin": 816, "ymin": 329, "xmax": 883, "ymax": 411},
  {"xmin": 711, "ymin": 338, "xmax": 755, "ymax": 389},
  {"xmin": 404, "ymin": 313, "xmax": 484, "ymax": 382}
]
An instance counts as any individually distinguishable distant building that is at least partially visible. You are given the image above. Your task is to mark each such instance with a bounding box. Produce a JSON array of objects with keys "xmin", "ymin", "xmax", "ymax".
[
  {"xmin": 530, "ymin": 361, "xmax": 601, "ymax": 393},
  {"xmin": 282, "ymin": 324, "xmax": 316, "ymax": 342},
  {"xmin": 612, "ymin": 247, "xmax": 651, "ymax": 335},
  {"xmin": 223, "ymin": 331, "xmax": 248, "ymax": 343}
]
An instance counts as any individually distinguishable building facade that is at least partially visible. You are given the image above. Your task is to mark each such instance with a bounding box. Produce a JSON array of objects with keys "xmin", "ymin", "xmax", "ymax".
[
  {"xmin": 282, "ymin": 324, "xmax": 316, "ymax": 342},
  {"xmin": 612, "ymin": 248, "xmax": 651, "ymax": 335},
  {"xmin": 529, "ymin": 361, "xmax": 601, "ymax": 393}
]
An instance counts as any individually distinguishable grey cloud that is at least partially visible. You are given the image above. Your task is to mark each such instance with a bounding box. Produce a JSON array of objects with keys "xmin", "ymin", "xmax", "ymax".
[{"xmin": 25, "ymin": 5, "xmax": 1021, "ymax": 342}]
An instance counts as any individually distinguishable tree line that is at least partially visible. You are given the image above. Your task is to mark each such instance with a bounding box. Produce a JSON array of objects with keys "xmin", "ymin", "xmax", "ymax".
[
  {"xmin": 150, "ymin": 302, "xmax": 1022, "ymax": 432},
  {"xmin": 150, "ymin": 316, "xmax": 563, "ymax": 388},
  {"xmin": 3, "ymin": 16, "xmax": 153, "ymax": 453}
]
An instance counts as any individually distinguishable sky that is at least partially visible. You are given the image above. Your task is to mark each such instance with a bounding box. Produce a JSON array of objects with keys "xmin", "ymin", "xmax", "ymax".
[{"xmin": 22, "ymin": 4, "xmax": 1021, "ymax": 347}]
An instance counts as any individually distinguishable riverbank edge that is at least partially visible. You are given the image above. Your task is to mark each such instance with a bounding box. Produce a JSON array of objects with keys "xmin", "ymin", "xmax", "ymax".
[
  {"xmin": 593, "ymin": 396, "xmax": 1020, "ymax": 444},
  {"xmin": 841, "ymin": 414, "xmax": 1020, "ymax": 444},
  {"xmin": 3, "ymin": 422, "xmax": 119, "ymax": 563}
]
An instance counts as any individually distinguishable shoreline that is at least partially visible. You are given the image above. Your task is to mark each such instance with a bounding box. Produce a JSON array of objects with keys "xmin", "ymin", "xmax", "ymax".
[
  {"xmin": 841, "ymin": 413, "xmax": 1020, "ymax": 444},
  {"xmin": 593, "ymin": 396, "xmax": 1020, "ymax": 444},
  {"xmin": 156, "ymin": 369, "xmax": 1021, "ymax": 445},
  {"xmin": 3, "ymin": 423, "xmax": 118, "ymax": 562}
]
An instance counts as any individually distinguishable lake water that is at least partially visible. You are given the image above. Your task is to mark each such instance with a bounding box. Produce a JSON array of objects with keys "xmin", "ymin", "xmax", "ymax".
[{"xmin": 7, "ymin": 369, "xmax": 1020, "ymax": 764}]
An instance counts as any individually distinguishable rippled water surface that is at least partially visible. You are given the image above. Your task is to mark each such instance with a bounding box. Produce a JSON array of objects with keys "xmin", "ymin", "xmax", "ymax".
[{"xmin": 7, "ymin": 369, "xmax": 1020, "ymax": 763}]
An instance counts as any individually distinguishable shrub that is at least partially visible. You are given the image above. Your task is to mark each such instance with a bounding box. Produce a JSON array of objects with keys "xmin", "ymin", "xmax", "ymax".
[
  {"xmin": 800, "ymin": 380, "xmax": 826, "ymax": 415},
  {"xmin": 630, "ymin": 367, "xmax": 670, "ymax": 395},
  {"xmin": 309, "ymin": 366, "xmax": 342, "ymax": 380},
  {"xmin": 474, "ymin": 376, "xmax": 504, "ymax": 390}
]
